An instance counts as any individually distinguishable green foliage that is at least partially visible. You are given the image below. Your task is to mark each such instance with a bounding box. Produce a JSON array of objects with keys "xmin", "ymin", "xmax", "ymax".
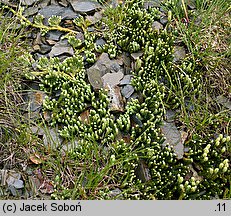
[
  {"xmin": 1, "ymin": 0, "xmax": 229, "ymax": 200},
  {"xmin": 48, "ymin": 15, "xmax": 62, "ymax": 27}
]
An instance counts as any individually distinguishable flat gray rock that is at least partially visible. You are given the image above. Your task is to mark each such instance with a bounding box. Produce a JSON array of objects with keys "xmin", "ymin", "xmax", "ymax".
[
  {"xmin": 39, "ymin": 43, "xmax": 52, "ymax": 54},
  {"xmin": 97, "ymin": 53, "xmax": 121, "ymax": 73},
  {"xmin": 144, "ymin": 0, "xmax": 162, "ymax": 8},
  {"xmin": 21, "ymin": 0, "xmax": 38, "ymax": 6},
  {"xmin": 38, "ymin": 5, "xmax": 78, "ymax": 20},
  {"xmin": 86, "ymin": 11, "xmax": 102, "ymax": 24},
  {"xmin": 108, "ymin": 188, "xmax": 123, "ymax": 199},
  {"xmin": 49, "ymin": 40, "xmax": 74, "ymax": 57},
  {"xmin": 173, "ymin": 46, "xmax": 186, "ymax": 62},
  {"xmin": 121, "ymin": 85, "xmax": 134, "ymax": 98},
  {"xmin": 152, "ymin": 21, "xmax": 163, "ymax": 31},
  {"xmin": 131, "ymin": 51, "xmax": 143, "ymax": 60},
  {"xmin": 12, "ymin": 179, "xmax": 24, "ymax": 189},
  {"xmin": 62, "ymin": 139, "xmax": 79, "ymax": 152},
  {"xmin": 59, "ymin": 0, "xmax": 69, "ymax": 7},
  {"xmin": 23, "ymin": 7, "xmax": 39, "ymax": 17},
  {"xmin": 161, "ymin": 121, "xmax": 184, "ymax": 159},
  {"xmin": 0, "ymin": 170, "xmax": 24, "ymax": 189},
  {"xmin": 160, "ymin": 16, "xmax": 168, "ymax": 25},
  {"xmin": 165, "ymin": 109, "xmax": 176, "ymax": 122},
  {"xmin": 95, "ymin": 38, "xmax": 106, "ymax": 47},
  {"xmin": 102, "ymin": 71, "xmax": 124, "ymax": 87},
  {"xmin": 70, "ymin": 0, "xmax": 101, "ymax": 13},
  {"xmin": 22, "ymin": 90, "xmax": 46, "ymax": 112},
  {"xmin": 87, "ymin": 66, "xmax": 104, "ymax": 90},
  {"xmin": 46, "ymin": 30, "xmax": 64, "ymax": 41},
  {"xmin": 135, "ymin": 160, "xmax": 151, "ymax": 182},
  {"xmin": 216, "ymin": 95, "xmax": 231, "ymax": 110},
  {"xmin": 119, "ymin": 75, "xmax": 133, "ymax": 85},
  {"xmin": 30, "ymin": 125, "xmax": 46, "ymax": 136}
]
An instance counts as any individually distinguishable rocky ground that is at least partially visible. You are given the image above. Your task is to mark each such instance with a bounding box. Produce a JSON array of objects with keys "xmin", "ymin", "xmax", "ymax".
[{"xmin": 0, "ymin": 0, "xmax": 230, "ymax": 199}]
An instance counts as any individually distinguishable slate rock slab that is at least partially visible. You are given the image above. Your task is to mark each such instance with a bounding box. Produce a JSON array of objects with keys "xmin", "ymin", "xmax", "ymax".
[
  {"xmin": 0, "ymin": 170, "xmax": 24, "ymax": 189},
  {"xmin": 70, "ymin": 0, "xmax": 101, "ymax": 14},
  {"xmin": 108, "ymin": 188, "xmax": 123, "ymax": 199},
  {"xmin": 49, "ymin": 39, "xmax": 74, "ymax": 57},
  {"xmin": 102, "ymin": 71, "xmax": 124, "ymax": 87},
  {"xmin": 21, "ymin": 0, "xmax": 38, "ymax": 6},
  {"xmin": 87, "ymin": 65, "xmax": 104, "ymax": 90},
  {"xmin": 95, "ymin": 38, "xmax": 106, "ymax": 47},
  {"xmin": 152, "ymin": 21, "xmax": 163, "ymax": 31},
  {"xmin": 135, "ymin": 160, "xmax": 151, "ymax": 183},
  {"xmin": 144, "ymin": 0, "xmax": 162, "ymax": 8},
  {"xmin": 119, "ymin": 75, "xmax": 133, "ymax": 85},
  {"xmin": 22, "ymin": 91, "xmax": 46, "ymax": 112},
  {"xmin": 161, "ymin": 121, "xmax": 184, "ymax": 159},
  {"xmin": 46, "ymin": 30, "xmax": 64, "ymax": 41},
  {"xmin": 38, "ymin": 5, "xmax": 78, "ymax": 20},
  {"xmin": 160, "ymin": 16, "xmax": 168, "ymax": 25},
  {"xmin": 86, "ymin": 11, "xmax": 102, "ymax": 24},
  {"xmin": 23, "ymin": 7, "xmax": 39, "ymax": 17},
  {"xmin": 131, "ymin": 51, "xmax": 143, "ymax": 60},
  {"xmin": 105, "ymin": 84, "xmax": 124, "ymax": 112},
  {"xmin": 96, "ymin": 53, "xmax": 121, "ymax": 73},
  {"xmin": 121, "ymin": 85, "xmax": 134, "ymax": 98},
  {"xmin": 165, "ymin": 109, "xmax": 176, "ymax": 122},
  {"xmin": 173, "ymin": 46, "xmax": 186, "ymax": 62},
  {"xmin": 216, "ymin": 95, "xmax": 231, "ymax": 110}
]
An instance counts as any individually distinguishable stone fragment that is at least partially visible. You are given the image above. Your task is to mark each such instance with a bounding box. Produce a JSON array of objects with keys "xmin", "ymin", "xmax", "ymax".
[
  {"xmin": 62, "ymin": 139, "xmax": 79, "ymax": 152},
  {"xmin": 76, "ymin": 31, "xmax": 84, "ymax": 42},
  {"xmin": 38, "ymin": 5, "xmax": 78, "ymax": 21},
  {"xmin": 49, "ymin": 39, "xmax": 74, "ymax": 57},
  {"xmin": 0, "ymin": 170, "xmax": 24, "ymax": 190},
  {"xmin": 165, "ymin": 109, "xmax": 176, "ymax": 122},
  {"xmin": 135, "ymin": 160, "xmax": 151, "ymax": 183},
  {"xmin": 46, "ymin": 30, "xmax": 64, "ymax": 41},
  {"xmin": 121, "ymin": 85, "xmax": 134, "ymax": 98},
  {"xmin": 86, "ymin": 11, "xmax": 102, "ymax": 24},
  {"xmin": 58, "ymin": 0, "xmax": 69, "ymax": 7},
  {"xmin": 22, "ymin": 91, "xmax": 46, "ymax": 112},
  {"xmin": 216, "ymin": 95, "xmax": 231, "ymax": 110},
  {"xmin": 95, "ymin": 53, "xmax": 121, "ymax": 73},
  {"xmin": 144, "ymin": 0, "xmax": 161, "ymax": 8},
  {"xmin": 108, "ymin": 188, "xmax": 123, "ymax": 199},
  {"xmin": 30, "ymin": 125, "xmax": 45, "ymax": 136},
  {"xmin": 95, "ymin": 38, "xmax": 106, "ymax": 47},
  {"xmin": 87, "ymin": 27, "xmax": 95, "ymax": 32},
  {"xmin": 102, "ymin": 71, "xmax": 124, "ymax": 87},
  {"xmin": 87, "ymin": 66, "xmax": 103, "ymax": 90},
  {"xmin": 173, "ymin": 46, "xmax": 186, "ymax": 62},
  {"xmin": 105, "ymin": 84, "xmax": 124, "ymax": 112},
  {"xmin": 152, "ymin": 21, "xmax": 163, "ymax": 31},
  {"xmin": 186, "ymin": 0, "xmax": 196, "ymax": 10},
  {"xmin": 21, "ymin": 0, "xmax": 38, "ymax": 6},
  {"xmin": 119, "ymin": 75, "xmax": 133, "ymax": 85},
  {"xmin": 70, "ymin": 0, "xmax": 101, "ymax": 14},
  {"xmin": 161, "ymin": 121, "xmax": 184, "ymax": 159},
  {"xmin": 23, "ymin": 7, "xmax": 39, "ymax": 17},
  {"xmin": 46, "ymin": 39, "xmax": 56, "ymax": 45},
  {"xmin": 160, "ymin": 16, "xmax": 168, "ymax": 25},
  {"xmin": 131, "ymin": 51, "xmax": 143, "ymax": 60},
  {"xmin": 39, "ymin": 43, "xmax": 52, "ymax": 54},
  {"xmin": 131, "ymin": 114, "xmax": 143, "ymax": 128}
]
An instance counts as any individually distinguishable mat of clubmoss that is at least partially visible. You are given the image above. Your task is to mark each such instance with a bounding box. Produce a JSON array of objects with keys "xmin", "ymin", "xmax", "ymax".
[{"xmin": 0, "ymin": 0, "xmax": 230, "ymax": 200}]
